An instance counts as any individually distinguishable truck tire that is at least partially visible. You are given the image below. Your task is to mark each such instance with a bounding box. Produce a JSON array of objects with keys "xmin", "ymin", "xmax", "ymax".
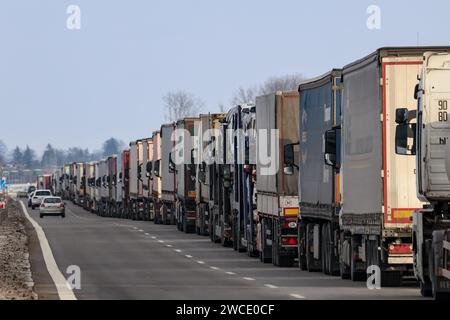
[
  {"xmin": 260, "ymin": 218, "xmax": 272, "ymax": 263},
  {"xmin": 298, "ymin": 223, "xmax": 307, "ymax": 271},
  {"xmin": 430, "ymin": 231, "xmax": 450, "ymax": 300},
  {"xmin": 351, "ymin": 235, "xmax": 366, "ymax": 282},
  {"xmin": 306, "ymin": 224, "xmax": 321, "ymax": 272}
]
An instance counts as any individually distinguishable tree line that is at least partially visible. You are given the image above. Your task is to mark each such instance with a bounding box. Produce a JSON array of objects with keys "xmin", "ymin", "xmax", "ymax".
[{"xmin": 0, "ymin": 138, "xmax": 124, "ymax": 170}]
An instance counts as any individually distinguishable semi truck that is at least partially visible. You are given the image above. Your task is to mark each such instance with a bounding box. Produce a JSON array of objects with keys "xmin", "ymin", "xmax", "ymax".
[
  {"xmin": 37, "ymin": 175, "xmax": 52, "ymax": 191},
  {"xmin": 61, "ymin": 164, "xmax": 71, "ymax": 200},
  {"xmin": 395, "ymin": 51, "xmax": 450, "ymax": 298},
  {"xmin": 151, "ymin": 131, "xmax": 162, "ymax": 223},
  {"xmin": 323, "ymin": 47, "xmax": 445, "ymax": 285},
  {"xmin": 85, "ymin": 162, "xmax": 96, "ymax": 211},
  {"xmin": 257, "ymin": 91, "xmax": 300, "ymax": 267},
  {"xmin": 174, "ymin": 117, "xmax": 200, "ymax": 233},
  {"xmin": 98, "ymin": 159, "xmax": 109, "ymax": 216},
  {"xmin": 160, "ymin": 123, "xmax": 177, "ymax": 225},
  {"xmin": 223, "ymin": 105, "xmax": 257, "ymax": 253},
  {"xmin": 142, "ymin": 138, "xmax": 154, "ymax": 221},
  {"xmin": 292, "ymin": 69, "xmax": 342, "ymax": 274},
  {"xmin": 107, "ymin": 155, "xmax": 119, "ymax": 217},
  {"xmin": 129, "ymin": 140, "xmax": 144, "ymax": 220},
  {"xmin": 121, "ymin": 150, "xmax": 130, "ymax": 219},
  {"xmin": 195, "ymin": 113, "xmax": 226, "ymax": 236}
]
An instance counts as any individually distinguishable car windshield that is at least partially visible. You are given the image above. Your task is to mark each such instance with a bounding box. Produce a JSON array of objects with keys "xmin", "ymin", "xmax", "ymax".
[
  {"xmin": 35, "ymin": 191, "xmax": 51, "ymax": 196},
  {"xmin": 44, "ymin": 198, "xmax": 62, "ymax": 204}
]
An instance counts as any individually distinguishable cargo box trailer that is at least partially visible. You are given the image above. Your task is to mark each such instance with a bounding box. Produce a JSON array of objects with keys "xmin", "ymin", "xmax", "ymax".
[
  {"xmin": 294, "ymin": 69, "xmax": 343, "ymax": 274},
  {"xmin": 174, "ymin": 117, "xmax": 200, "ymax": 233},
  {"xmin": 160, "ymin": 123, "xmax": 177, "ymax": 225},
  {"xmin": 151, "ymin": 131, "xmax": 163, "ymax": 224},
  {"xmin": 330, "ymin": 47, "xmax": 441, "ymax": 284},
  {"xmin": 142, "ymin": 138, "xmax": 154, "ymax": 221},
  {"xmin": 195, "ymin": 113, "xmax": 226, "ymax": 236},
  {"xmin": 129, "ymin": 140, "xmax": 144, "ymax": 220},
  {"xmin": 256, "ymin": 91, "xmax": 300, "ymax": 267}
]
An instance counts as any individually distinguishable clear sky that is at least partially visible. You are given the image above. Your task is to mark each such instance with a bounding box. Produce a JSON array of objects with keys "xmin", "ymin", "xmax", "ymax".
[{"xmin": 1, "ymin": 0, "xmax": 449, "ymax": 154}]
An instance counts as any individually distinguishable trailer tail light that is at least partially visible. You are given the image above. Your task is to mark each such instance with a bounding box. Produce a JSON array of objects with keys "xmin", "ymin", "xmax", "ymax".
[
  {"xmin": 283, "ymin": 207, "xmax": 299, "ymax": 217},
  {"xmin": 389, "ymin": 244, "xmax": 412, "ymax": 255},
  {"xmin": 281, "ymin": 236, "xmax": 298, "ymax": 246}
]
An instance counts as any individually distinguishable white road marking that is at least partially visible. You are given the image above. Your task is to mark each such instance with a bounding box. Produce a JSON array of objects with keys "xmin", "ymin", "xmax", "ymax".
[
  {"xmin": 133, "ymin": 227, "xmax": 138, "ymax": 230},
  {"xmin": 226, "ymin": 272, "xmax": 236, "ymax": 275},
  {"xmin": 20, "ymin": 201, "xmax": 77, "ymax": 300},
  {"xmin": 264, "ymin": 284, "xmax": 278, "ymax": 289},
  {"xmin": 174, "ymin": 249, "xmax": 182, "ymax": 253},
  {"xmin": 185, "ymin": 255, "xmax": 193, "ymax": 259},
  {"xmin": 242, "ymin": 277, "xmax": 255, "ymax": 281},
  {"xmin": 144, "ymin": 233, "xmax": 150, "ymax": 236},
  {"xmin": 138, "ymin": 230, "xmax": 144, "ymax": 232},
  {"xmin": 210, "ymin": 266, "xmax": 220, "ymax": 270},
  {"xmin": 166, "ymin": 244, "xmax": 173, "ymax": 248},
  {"xmin": 158, "ymin": 240, "xmax": 164, "ymax": 243},
  {"xmin": 151, "ymin": 236, "xmax": 157, "ymax": 239},
  {"xmin": 290, "ymin": 294, "xmax": 306, "ymax": 299},
  {"xmin": 197, "ymin": 261, "xmax": 205, "ymax": 264}
]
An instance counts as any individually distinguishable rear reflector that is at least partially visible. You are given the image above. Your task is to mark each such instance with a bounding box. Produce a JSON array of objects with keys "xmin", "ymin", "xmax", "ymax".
[
  {"xmin": 283, "ymin": 208, "xmax": 299, "ymax": 217},
  {"xmin": 281, "ymin": 237, "xmax": 298, "ymax": 246},
  {"xmin": 389, "ymin": 244, "xmax": 412, "ymax": 255}
]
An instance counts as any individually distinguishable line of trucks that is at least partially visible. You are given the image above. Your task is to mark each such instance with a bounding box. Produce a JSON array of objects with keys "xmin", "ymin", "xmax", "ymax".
[{"xmin": 50, "ymin": 47, "xmax": 450, "ymax": 299}]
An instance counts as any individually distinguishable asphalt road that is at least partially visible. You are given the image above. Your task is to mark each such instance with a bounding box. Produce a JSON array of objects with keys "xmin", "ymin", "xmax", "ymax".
[{"xmin": 24, "ymin": 201, "xmax": 424, "ymax": 300}]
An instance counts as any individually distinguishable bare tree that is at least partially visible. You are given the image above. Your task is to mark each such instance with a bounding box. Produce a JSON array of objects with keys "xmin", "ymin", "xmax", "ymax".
[
  {"xmin": 258, "ymin": 73, "xmax": 304, "ymax": 95},
  {"xmin": 163, "ymin": 90, "xmax": 204, "ymax": 122},
  {"xmin": 230, "ymin": 73, "xmax": 304, "ymax": 106},
  {"xmin": 230, "ymin": 86, "xmax": 257, "ymax": 105}
]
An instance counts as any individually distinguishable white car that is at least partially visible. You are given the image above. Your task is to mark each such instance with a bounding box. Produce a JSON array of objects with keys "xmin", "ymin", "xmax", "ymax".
[
  {"xmin": 39, "ymin": 197, "xmax": 65, "ymax": 218},
  {"xmin": 31, "ymin": 190, "xmax": 52, "ymax": 209}
]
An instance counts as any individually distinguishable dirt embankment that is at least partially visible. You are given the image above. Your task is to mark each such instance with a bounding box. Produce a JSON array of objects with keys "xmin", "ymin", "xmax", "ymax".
[{"xmin": 0, "ymin": 198, "xmax": 37, "ymax": 300}]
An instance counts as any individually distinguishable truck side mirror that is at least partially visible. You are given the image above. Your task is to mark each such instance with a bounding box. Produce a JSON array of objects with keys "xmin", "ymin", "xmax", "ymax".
[
  {"xmin": 138, "ymin": 164, "xmax": 143, "ymax": 181},
  {"xmin": 169, "ymin": 153, "xmax": 176, "ymax": 173},
  {"xmin": 283, "ymin": 143, "xmax": 299, "ymax": 175},
  {"xmin": 146, "ymin": 162, "xmax": 153, "ymax": 174},
  {"xmin": 395, "ymin": 123, "xmax": 416, "ymax": 155},
  {"xmin": 189, "ymin": 149, "xmax": 196, "ymax": 175},
  {"xmin": 396, "ymin": 108, "xmax": 409, "ymax": 124},
  {"xmin": 414, "ymin": 84, "xmax": 420, "ymax": 100},
  {"xmin": 154, "ymin": 160, "xmax": 161, "ymax": 178},
  {"xmin": 324, "ymin": 129, "xmax": 337, "ymax": 167}
]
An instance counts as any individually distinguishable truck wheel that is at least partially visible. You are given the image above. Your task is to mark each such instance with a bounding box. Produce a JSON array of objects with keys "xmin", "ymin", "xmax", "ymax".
[
  {"xmin": 306, "ymin": 224, "xmax": 321, "ymax": 272},
  {"xmin": 260, "ymin": 218, "xmax": 272, "ymax": 264},
  {"xmin": 321, "ymin": 223, "xmax": 330, "ymax": 275},
  {"xmin": 381, "ymin": 271, "xmax": 402, "ymax": 287},
  {"xmin": 351, "ymin": 235, "xmax": 366, "ymax": 282},
  {"xmin": 430, "ymin": 231, "xmax": 450, "ymax": 300},
  {"xmin": 420, "ymin": 280, "xmax": 433, "ymax": 297},
  {"xmin": 340, "ymin": 232, "xmax": 351, "ymax": 279}
]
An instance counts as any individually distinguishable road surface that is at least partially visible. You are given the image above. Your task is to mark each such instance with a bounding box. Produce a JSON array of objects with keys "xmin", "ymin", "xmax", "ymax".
[{"xmin": 23, "ymin": 201, "xmax": 423, "ymax": 300}]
